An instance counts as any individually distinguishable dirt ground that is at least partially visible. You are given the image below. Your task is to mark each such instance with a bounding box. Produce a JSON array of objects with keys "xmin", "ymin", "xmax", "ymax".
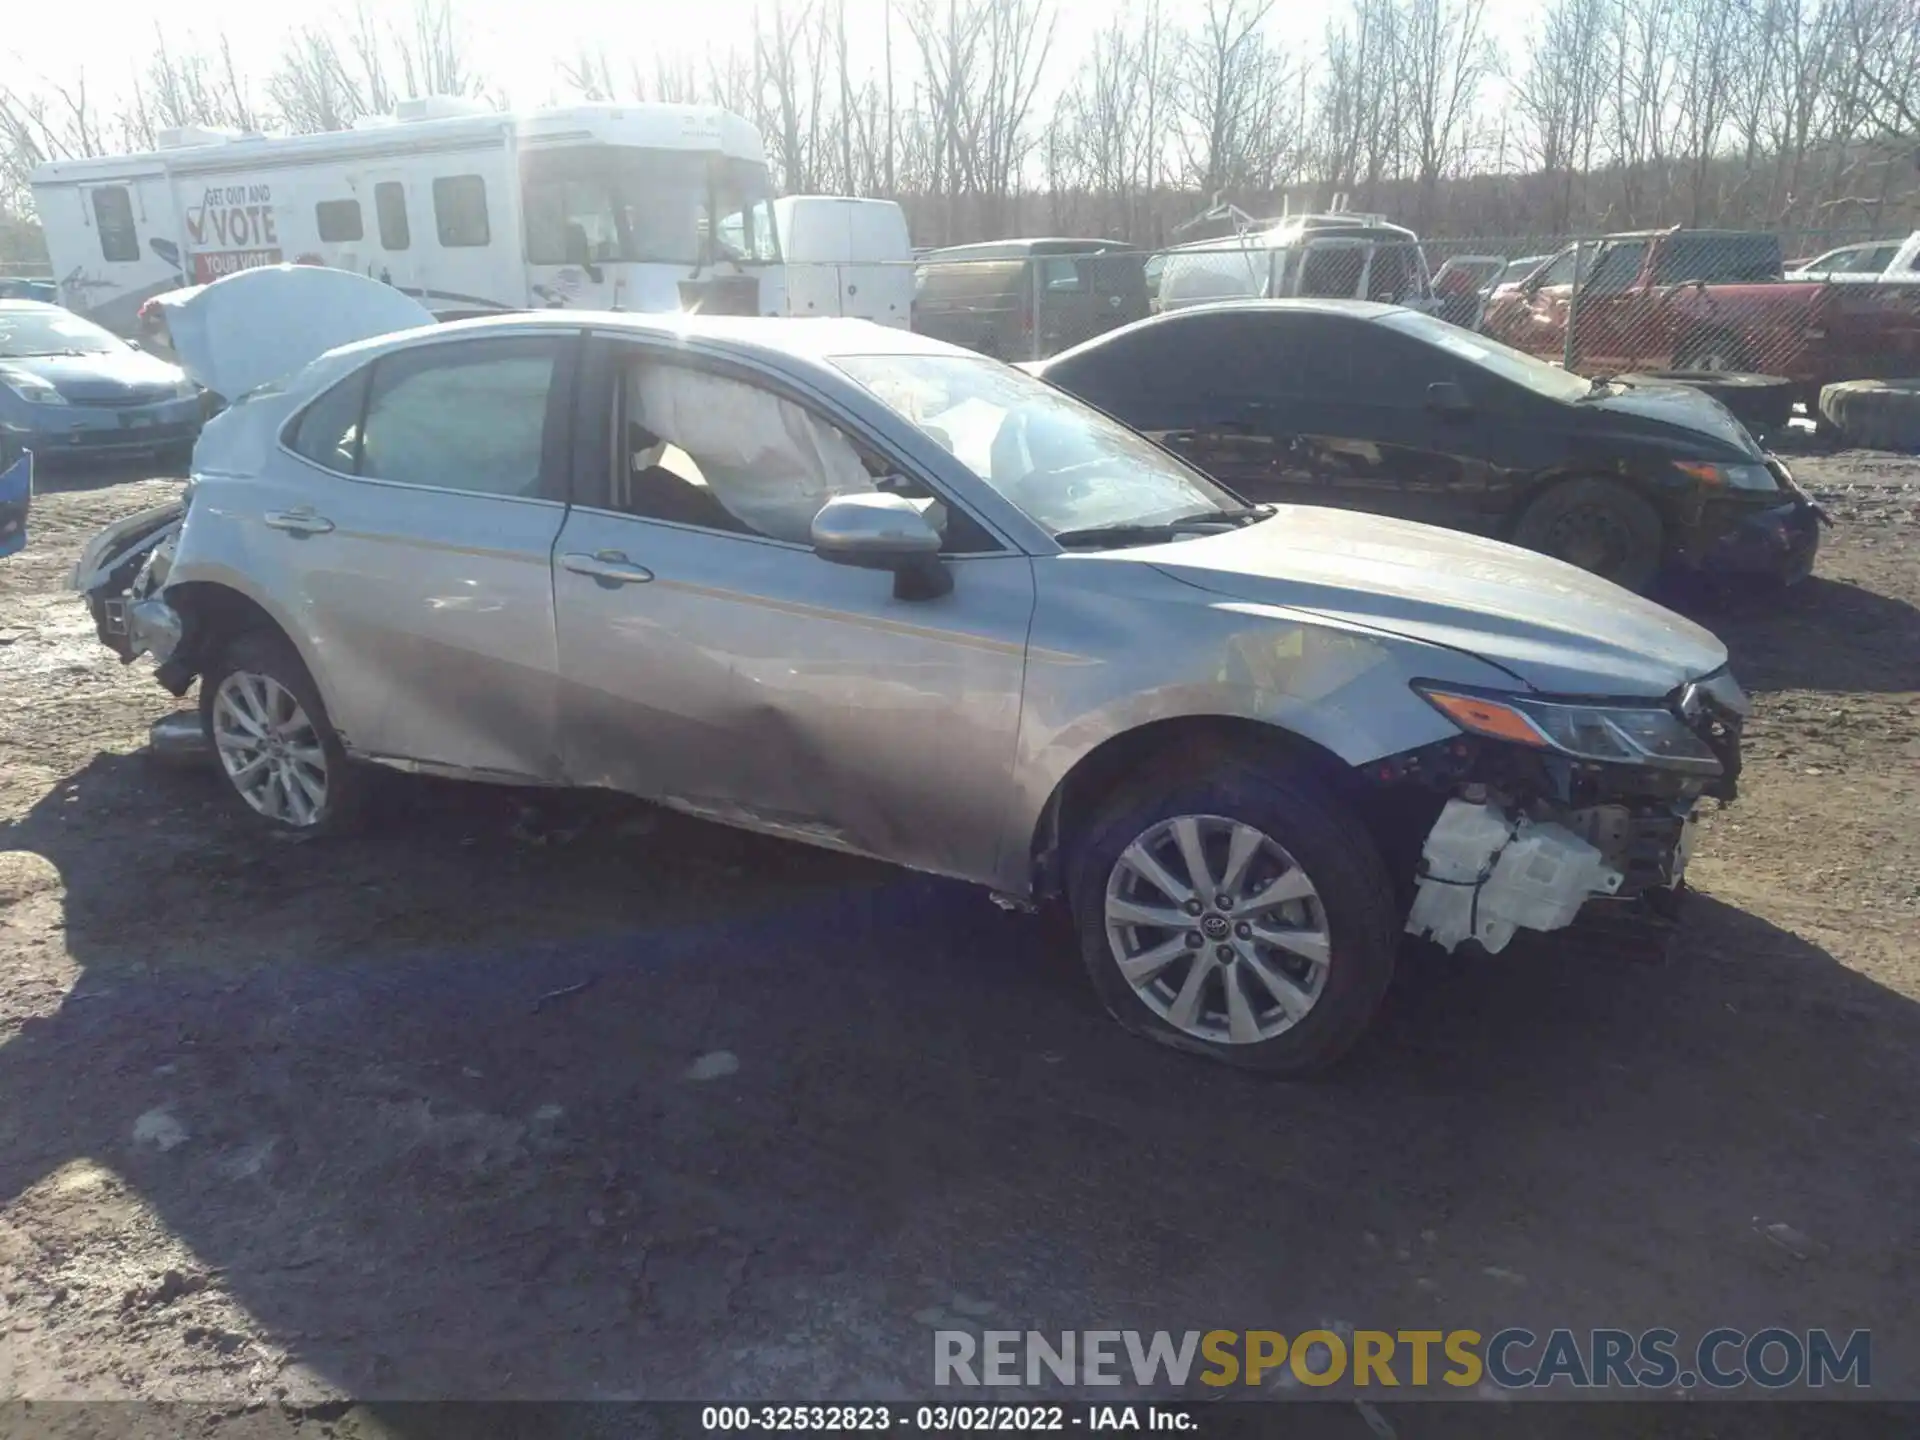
[{"xmin": 1, "ymin": 453, "xmax": 1917, "ymax": 1427}]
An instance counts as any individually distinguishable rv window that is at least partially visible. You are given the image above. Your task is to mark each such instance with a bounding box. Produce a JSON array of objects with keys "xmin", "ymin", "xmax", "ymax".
[
  {"xmin": 316, "ymin": 199, "xmax": 364, "ymax": 243},
  {"xmin": 375, "ymin": 184, "xmax": 411, "ymax": 250},
  {"xmin": 433, "ymin": 175, "xmax": 491, "ymax": 248},
  {"xmin": 93, "ymin": 187, "xmax": 138, "ymax": 263}
]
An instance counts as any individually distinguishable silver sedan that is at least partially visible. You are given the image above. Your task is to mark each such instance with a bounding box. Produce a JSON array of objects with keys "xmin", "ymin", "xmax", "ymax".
[{"xmin": 76, "ymin": 269, "xmax": 1747, "ymax": 1074}]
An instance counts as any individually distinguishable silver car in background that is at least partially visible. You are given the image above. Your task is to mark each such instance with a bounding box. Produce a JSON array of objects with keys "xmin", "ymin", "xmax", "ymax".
[{"xmin": 75, "ymin": 267, "xmax": 1746, "ymax": 1075}]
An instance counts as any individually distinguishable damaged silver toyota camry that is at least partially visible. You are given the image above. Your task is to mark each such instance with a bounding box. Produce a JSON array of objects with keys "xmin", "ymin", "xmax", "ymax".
[{"xmin": 75, "ymin": 265, "xmax": 1745, "ymax": 1075}]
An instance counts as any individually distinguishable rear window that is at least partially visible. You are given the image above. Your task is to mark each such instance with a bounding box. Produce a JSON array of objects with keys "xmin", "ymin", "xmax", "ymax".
[{"xmin": 1652, "ymin": 233, "xmax": 1783, "ymax": 284}]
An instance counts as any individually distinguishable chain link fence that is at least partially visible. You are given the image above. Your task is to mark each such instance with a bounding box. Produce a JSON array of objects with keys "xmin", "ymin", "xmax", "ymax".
[{"xmin": 876, "ymin": 227, "xmax": 1920, "ymax": 396}]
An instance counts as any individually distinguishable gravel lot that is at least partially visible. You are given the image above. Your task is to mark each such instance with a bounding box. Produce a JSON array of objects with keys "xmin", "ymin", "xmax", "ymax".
[{"xmin": 1, "ymin": 453, "xmax": 1917, "ymax": 1424}]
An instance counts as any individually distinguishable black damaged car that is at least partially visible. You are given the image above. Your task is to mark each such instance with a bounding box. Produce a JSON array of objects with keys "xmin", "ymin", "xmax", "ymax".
[{"xmin": 1029, "ymin": 299, "xmax": 1825, "ymax": 593}]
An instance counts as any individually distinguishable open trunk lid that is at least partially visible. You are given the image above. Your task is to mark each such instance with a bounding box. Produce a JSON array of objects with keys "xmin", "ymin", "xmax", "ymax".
[{"xmin": 159, "ymin": 264, "xmax": 434, "ymax": 400}]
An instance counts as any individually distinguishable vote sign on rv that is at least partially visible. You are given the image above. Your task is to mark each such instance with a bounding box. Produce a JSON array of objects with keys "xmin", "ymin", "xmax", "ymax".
[{"xmin": 186, "ymin": 183, "xmax": 283, "ymax": 282}]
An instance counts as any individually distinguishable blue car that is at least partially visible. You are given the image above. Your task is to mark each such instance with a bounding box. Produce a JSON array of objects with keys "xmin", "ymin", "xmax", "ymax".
[
  {"xmin": 0, "ymin": 300, "xmax": 204, "ymax": 463},
  {"xmin": 0, "ymin": 278, "xmax": 59, "ymax": 304},
  {"xmin": 0, "ymin": 434, "xmax": 25, "ymax": 557}
]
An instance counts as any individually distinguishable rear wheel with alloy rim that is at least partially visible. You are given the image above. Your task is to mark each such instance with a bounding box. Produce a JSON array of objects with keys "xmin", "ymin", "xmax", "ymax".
[
  {"xmin": 198, "ymin": 630, "xmax": 364, "ymax": 833},
  {"xmin": 1069, "ymin": 757, "xmax": 1399, "ymax": 1075}
]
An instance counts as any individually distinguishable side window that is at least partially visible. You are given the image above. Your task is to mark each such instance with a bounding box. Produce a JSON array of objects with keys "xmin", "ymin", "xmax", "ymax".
[
  {"xmin": 1537, "ymin": 248, "xmax": 1579, "ymax": 287},
  {"xmin": 287, "ymin": 366, "xmax": 372, "ymax": 473},
  {"xmin": 1156, "ymin": 313, "xmax": 1295, "ymax": 409},
  {"xmin": 1299, "ymin": 243, "xmax": 1368, "ymax": 298},
  {"xmin": 375, "ymin": 183, "xmax": 410, "ymax": 250},
  {"xmin": 315, "ymin": 199, "xmax": 363, "ymax": 243},
  {"xmin": 1040, "ymin": 257, "xmax": 1084, "ymax": 293},
  {"xmin": 92, "ymin": 187, "xmax": 139, "ymax": 262},
  {"xmin": 614, "ymin": 359, "xmax": 994, "ymax": 553},
  {"xmin": 1866, "ymin": 244, "xmax": 1898, "ymax": 272},
  {"xmin": 1584, "ymin": 241, "xmax": 1648, "ymax": 295},
  {"xmin": 359, "ymin": 338, "xmax": 557, "ymax": 497},
  {"xmin": 1342, "ymin": 326, "xmax": 1454, "ymax": 398},
  {"xmin": 1907, "ymin": 250, "xmax": 1920, "ymax": 274},
  {"xmin": 433, "ymin": 175, "xmax": 490, "ymax": 247}
]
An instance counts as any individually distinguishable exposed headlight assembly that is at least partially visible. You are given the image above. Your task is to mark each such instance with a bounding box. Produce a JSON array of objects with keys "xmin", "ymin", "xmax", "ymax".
[
  {"xmin": 1674, "ymin": 460, "xmax": 1777, "ymax": 493},
  {"xmin": 1415, "ymin": 683, "xmax": 1723, "ymax": 774}
]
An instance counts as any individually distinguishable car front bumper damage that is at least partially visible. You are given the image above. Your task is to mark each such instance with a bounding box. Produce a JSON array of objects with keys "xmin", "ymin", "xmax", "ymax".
[
  {"xmin": 1380, "ymin": 680, "xmax": 1741, "ymax": 954},
  {"xmin": 1687, "ymin": 458, "xmax": 1828, "ymax": 584}
]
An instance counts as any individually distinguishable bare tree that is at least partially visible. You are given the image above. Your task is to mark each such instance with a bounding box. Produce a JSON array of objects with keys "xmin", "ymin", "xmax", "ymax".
[
  {"xmin": 1175, "ymin": 0, "xmax": 1295, "ymax": 197},
  {"xmin": 1511, "ymin": 0, "xmax": 1609, "ymax": 230},
  {"xmin": 1397, "ymin": 0, "xmax": 1492, "ymax": 224}
]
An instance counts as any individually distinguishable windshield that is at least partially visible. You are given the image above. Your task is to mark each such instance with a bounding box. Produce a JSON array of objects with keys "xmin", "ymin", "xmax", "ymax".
[
  {"xmin": 0, "ymin": 308, "xmax": 122, "ymax": 358},
  {"xmin": 1376, "ymin": 309, "xmax": 1592, "ymax": 403},
  {"xmin": 522, "ymin": 147, "xmax": 779, "ymax": 267},
  {"xmin": 833, "ymin": 354, "xmax": 1242, "ymax": 538}
]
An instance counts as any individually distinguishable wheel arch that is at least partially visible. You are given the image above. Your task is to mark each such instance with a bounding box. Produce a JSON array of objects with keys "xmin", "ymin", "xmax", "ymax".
[
  {"xmin": 163, "ymin": 575, "xmax": 330, "ymax": 707},
  {"xmin": 1027, "ymin": 715, "xmax": 1370, "ymax": 902}
]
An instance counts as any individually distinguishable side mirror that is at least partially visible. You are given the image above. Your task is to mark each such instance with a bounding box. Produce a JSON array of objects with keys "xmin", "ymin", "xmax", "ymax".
[
  {"xmin": 1427, "ymin": 380, "xmax": 1473, "ymax": 419},
  {"xmin": 811, "ymin": 492, "xmax": 952, "ymax": 600}
]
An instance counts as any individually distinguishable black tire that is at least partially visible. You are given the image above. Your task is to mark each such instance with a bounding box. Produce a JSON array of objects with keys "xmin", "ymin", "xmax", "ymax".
[
  {"xmin": 1819, "ymin": 378, "xmax": 1920, "ymax": 452},
  {"xmin": 198, "ymin": 629, "xmax": 366, "ymax": 835},
  {"xmin": 1673, "ymin": 328, "xmax": 1756, "ymax": 374},
  {"xmin": 1512, "ymin": 477, "xmax": 1665, "ymax": 593},
  {"xmin": 1067, "ymin": 755, "xmax": 1399, "ymax": 1077},
  {"xmin": 1621, "ymin": 370, "xmax": 1796, "ymax": 437}
]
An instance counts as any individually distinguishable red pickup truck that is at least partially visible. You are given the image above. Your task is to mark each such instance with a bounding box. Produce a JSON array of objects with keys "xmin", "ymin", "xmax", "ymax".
[{"xmin": 1479, "ymin": 227, "xmax": 1920, "ymax": 402}]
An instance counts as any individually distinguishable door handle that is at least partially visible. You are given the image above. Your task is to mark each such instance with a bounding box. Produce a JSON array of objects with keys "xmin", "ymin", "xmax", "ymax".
[
  {"xmin": 561, "ymin": 550, "xmax": 654, "ymax": 585},
  {"xmin": 263, "ymin": 509, "xmax": 334, "ymax": 535}
]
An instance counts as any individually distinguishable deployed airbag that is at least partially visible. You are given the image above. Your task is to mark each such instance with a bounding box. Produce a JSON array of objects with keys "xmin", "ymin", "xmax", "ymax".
[{"xmin": 628, "ymin": 363, "xmax": 874, "ymax": 544}]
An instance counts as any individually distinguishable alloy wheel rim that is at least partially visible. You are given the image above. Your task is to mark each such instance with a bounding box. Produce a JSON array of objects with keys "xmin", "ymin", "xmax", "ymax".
[
  {"xmin": 211, "ymin": 670, "xmax": 328, "ymax": 826},
  {"xmin": 1103, "ymin": 813, "xmax": 1331, "ymax": 1045}
]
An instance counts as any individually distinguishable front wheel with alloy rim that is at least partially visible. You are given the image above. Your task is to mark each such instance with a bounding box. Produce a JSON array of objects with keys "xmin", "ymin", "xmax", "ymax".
[
  {"xmin": 1068, "ymin": 760, "xmax": 1399, "ymax": 1076},
  {"xmin": 199, "ymin": 630, "xmax": 364, "ymax": 833}
]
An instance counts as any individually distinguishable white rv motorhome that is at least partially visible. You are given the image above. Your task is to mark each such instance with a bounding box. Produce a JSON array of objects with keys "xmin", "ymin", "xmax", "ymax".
[{"xmin": 30, "ymin": 99, "xmax": 787, "ymax": 335}]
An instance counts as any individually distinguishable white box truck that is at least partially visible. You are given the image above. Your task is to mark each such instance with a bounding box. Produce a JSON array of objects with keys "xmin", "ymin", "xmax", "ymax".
[{"xmin": 775, "ymin": 196, "xmax": 913, "ymax": 328}]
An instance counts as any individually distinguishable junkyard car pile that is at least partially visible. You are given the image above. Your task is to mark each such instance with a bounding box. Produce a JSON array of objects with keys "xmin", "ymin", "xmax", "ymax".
[{"xmin": 77, "ymin": 265, "xmax": 1762, "ymax": 1075}]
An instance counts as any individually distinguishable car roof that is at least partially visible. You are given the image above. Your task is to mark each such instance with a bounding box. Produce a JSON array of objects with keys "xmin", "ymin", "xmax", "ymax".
[
  {"xmin": 1038, "ymin": 299, "xmax": 1407, "ymax": 366},
  {"xmin": 426, "ymin": 310, "xmax": 980, "ymax": 364},
  {"xmin": 921, "ymin": 238, "xmax": 1128, "ymax": 260},
  {"xmin": 0, "ymin": 299, "xmax": 64, "ymax": 314}
]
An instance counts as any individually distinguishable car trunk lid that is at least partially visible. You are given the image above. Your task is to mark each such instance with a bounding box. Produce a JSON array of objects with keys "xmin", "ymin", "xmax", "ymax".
[{"xmin": 159, "ymin": 264, "xmax": 434, "ymax": 400}]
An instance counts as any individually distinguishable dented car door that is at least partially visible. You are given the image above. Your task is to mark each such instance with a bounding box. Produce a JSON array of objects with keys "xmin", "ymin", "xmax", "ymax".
[{"xmin": 550, "ymin": 338, "xmax": 1035, "ymax": 880}]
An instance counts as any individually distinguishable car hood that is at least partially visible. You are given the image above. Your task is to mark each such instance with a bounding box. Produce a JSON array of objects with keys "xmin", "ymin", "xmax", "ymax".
[
  {"xmin": 1120, "ymin": 506, "xmax": 1728, "ymax": 697},
  {"xmin": 1582, "ymin": 381, "xmax": 1763, "ymax": 458},
  {"xmin": 160, "ymin": 264, "xmax": 433, "ymax": 398},
  {"xmin": 0, "ymin": 347, "xmax": 184, "ymax": 403}
]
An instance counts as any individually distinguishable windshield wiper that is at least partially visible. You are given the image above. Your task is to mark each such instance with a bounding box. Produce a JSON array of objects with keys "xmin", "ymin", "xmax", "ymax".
[
  {"xmin": 1054, "ymin": 504, "xmax": 1272, "ymax": 549},
  {"xmin": 1584, "ymin": 373, "xmax": 1635, "ymax": 396}
]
